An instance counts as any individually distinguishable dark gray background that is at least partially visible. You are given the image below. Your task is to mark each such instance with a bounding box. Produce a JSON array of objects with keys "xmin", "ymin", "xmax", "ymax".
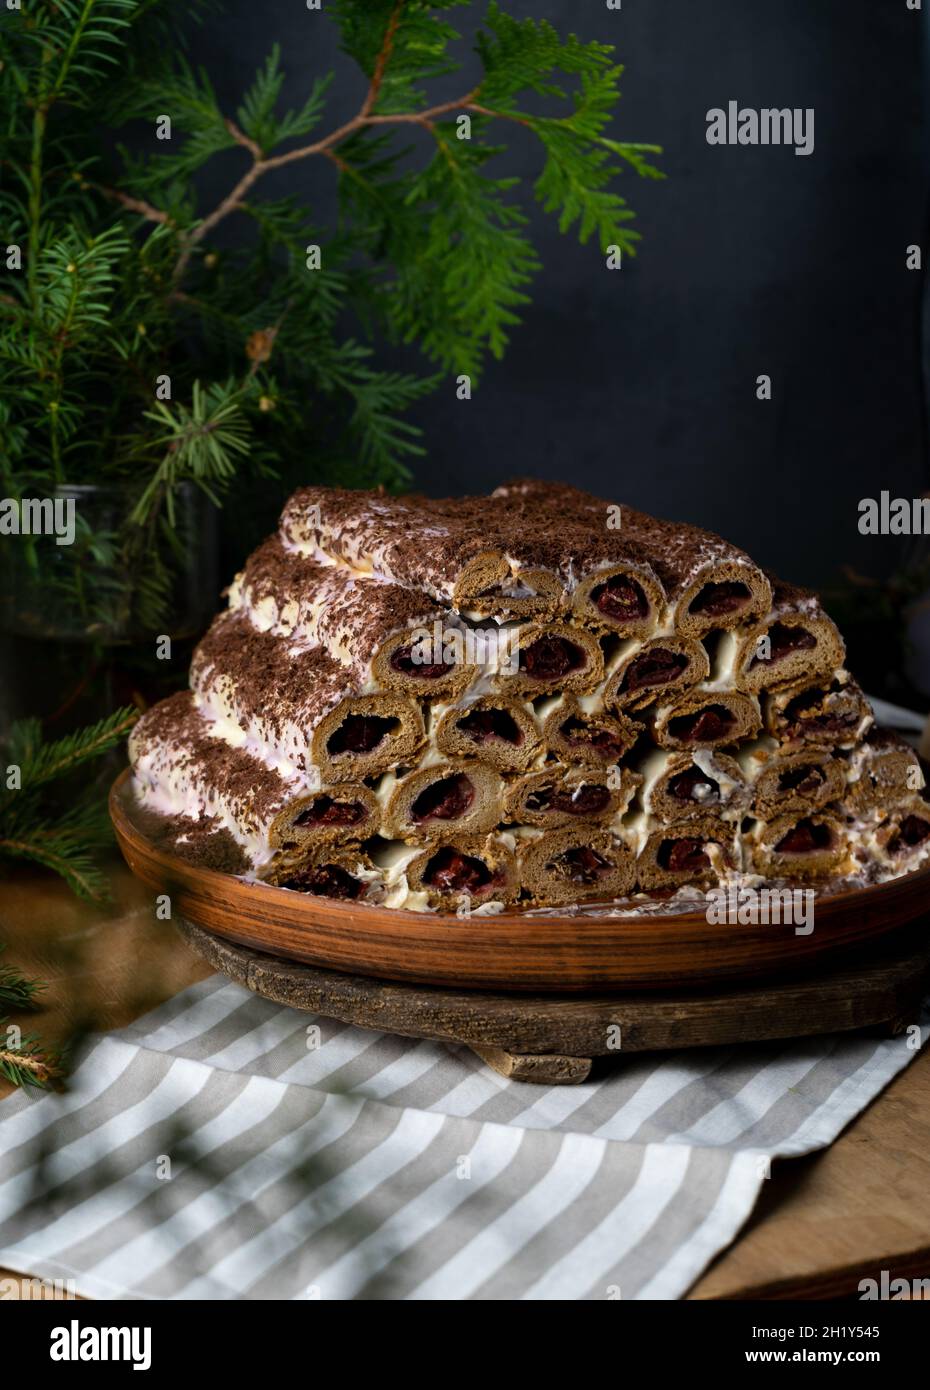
[{"xmin": 189, "ymin": 0, "xmax": 927, "ymax": 592}]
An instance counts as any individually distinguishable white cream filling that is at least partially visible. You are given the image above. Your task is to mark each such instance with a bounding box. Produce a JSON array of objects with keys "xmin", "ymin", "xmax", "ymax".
[
  {"xmin": 704, "ymin": 630, "xmax": 742, "ymax": 690},
  {"xmin": 691, "ymin": 749, "xmax": 742, "ymax": 802},
  {"xmin": 734, "ymin": 736, "xmax": 779, "ymax": 782}
]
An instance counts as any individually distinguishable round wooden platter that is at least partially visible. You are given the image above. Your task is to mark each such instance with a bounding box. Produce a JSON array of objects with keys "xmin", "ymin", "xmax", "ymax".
[
  {"xmin": 111, "ymin": 769, "xmax": 930, "ymax": 995},
  {"xmin": 177, "ymin": 917, "xmax": 930, "ymax": 1085}
]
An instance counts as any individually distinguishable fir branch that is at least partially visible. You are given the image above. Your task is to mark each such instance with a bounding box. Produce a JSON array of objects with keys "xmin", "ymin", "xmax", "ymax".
[
  {"xmin": 0, "ymin": 707, "xmax": 139, "ymax": 901},
  {"xmin": 0, "ymin": 947, "xmax": 44, "ymax": 1013},
  {"xmin": 4, "ymin": 707, "xmax": 139, "ymax": 790},
  {"xmin": 0, "ymin": 1024, "xmax": 65, "ymax": 1090},
  {"xmin": 0, "ymin": 953, "xmax": 58, "ymax": 1091},
  {"xmin": 160, "ymin": 1, "xmax": 660, "ymax": 359},
  {"xmin": 0, "ymin": 831, "xmax": 110, "ymax": 902},
  {"xmin": 127, "ymin": 378, "xmax": 253, "ymax": 527}
]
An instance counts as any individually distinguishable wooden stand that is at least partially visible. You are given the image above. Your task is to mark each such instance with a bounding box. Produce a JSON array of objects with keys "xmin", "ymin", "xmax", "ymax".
[{"xmin": 176, "ymin": 917, "xmax": 930, "ymax": 1085}]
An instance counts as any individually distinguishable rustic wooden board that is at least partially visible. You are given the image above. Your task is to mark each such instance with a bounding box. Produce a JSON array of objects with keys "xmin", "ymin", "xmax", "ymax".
[
  {"xmin": 111, "ymin": 769, "xmax": 930, "ymax": 994},
  {"xmin": 176, "ymin": 916, "xmax": 930, "ymax": 1084}
]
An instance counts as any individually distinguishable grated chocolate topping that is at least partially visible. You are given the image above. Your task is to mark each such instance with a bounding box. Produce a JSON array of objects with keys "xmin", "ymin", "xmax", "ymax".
[
  {"xmin": 191, "ymin": 609, "xmax": 351, "ymax": 744},
  {"xmin": 131, "ymin": 690, "xmax": 295, "ymax": 831},
  {"xmin": 280, "ymin": 485, "xmax": 662, "ymax": 598}
]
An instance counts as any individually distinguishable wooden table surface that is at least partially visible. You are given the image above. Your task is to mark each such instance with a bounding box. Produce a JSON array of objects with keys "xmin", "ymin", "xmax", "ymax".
[{"xmin": 1, "ymin": 860, "xmax": 928, "ymax": 1300}]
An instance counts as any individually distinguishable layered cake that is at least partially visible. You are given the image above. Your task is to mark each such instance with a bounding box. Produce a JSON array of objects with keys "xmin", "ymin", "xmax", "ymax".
[{"xmin": 128, "ymin": 482, "xmax": 930, "ymax": 911}]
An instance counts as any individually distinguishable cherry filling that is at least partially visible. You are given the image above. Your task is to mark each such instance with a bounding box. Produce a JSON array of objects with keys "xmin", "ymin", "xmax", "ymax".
[
  {"xmin": 293, "ymin": 797, "xmax": 366, "ymax": 828},
  {"xmin": 657, "ymin": 837, "xmax": 710, "ymax": 873},
  {"xmin": 668, "ymin": 705, "xmax": 736, "ymax": 744},
  {"xmin": 327, "ymin": 714, "xmax": 397, "ymax": 756},
  {"xmin": 667, "ymin": 766, "xmax": 719, "ymax": 803},
  {"xmin": 689, "ymin": 581, "xmax": 750, "ymax": 617},
  {"xmin": 456, "ymin": 707, "xmax": 522, "ymax": 746},
  {"xmin": 775, "ymin": 819, "xmax": 833, "ymax": 855},
  {"xmin": 411, "ymin": 773, "xmax": 475, "ymax": 823},
  {"xmin": 782, "ymin": 693, "xmax": 857, "ymax": 739},
  {"xmin": 551, "ymin": 846, "xmax": 612, "ymax": 884},
  {"xmin": 559, "ymin": 716, "xmax": 625, "ymax": 761},
  {"xmin": 796, "ymin": 714, "xmax": 857, "ymax": 737},
  {"xmin": 623, "ymin": 648, "xmax": 689, "ymax": 693},
  {"xmin": 889, "ymin": 816, "xmax": 930, "ymax": 855},
  {"xmin": 526, "ymin": 783, "xmax": 611, "ymax": 816},
  {"xmin": 777, "ymin": 763, "xmax": 825, "ymax": 795},
  {"xmin": 390, "ymin": 645, "xmax": 452, "ymax": 680},
  {"xmin": 278, "ymin": 865, "xmax": 363, "ymax": 899},
  {"xmin": 520, "ymin": 636, "xmax": 586, "ymax": 681},
  {"xmin": 591, "ymin": 574, "xmax": 649, "ymax": 623},
  {"xmin": 424, "ymin": 846, "xmax": 499, "ymax": 894},
  {"xmin": 751, "ymin": 622, "xmax": 817, "ymax": 667}
]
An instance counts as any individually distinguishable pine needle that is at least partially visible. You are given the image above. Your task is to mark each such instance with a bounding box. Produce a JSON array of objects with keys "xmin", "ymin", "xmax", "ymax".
[
  {"xmin": 0, "ymin": 946, "xmax": 44, "ymax": 1012},
  {"xmin": 0, "ymin": 1025, "xmax": 65, "ymax": 1090},
  {"xmin": 0, "ymin": 706, "xmax": 139, "ymax": 901}
]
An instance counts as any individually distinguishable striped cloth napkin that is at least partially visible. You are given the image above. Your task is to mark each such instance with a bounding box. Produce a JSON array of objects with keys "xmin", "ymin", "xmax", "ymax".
[{"xmin": 0, "ymin": 977, "xmax": 925, "ymax": 1301}]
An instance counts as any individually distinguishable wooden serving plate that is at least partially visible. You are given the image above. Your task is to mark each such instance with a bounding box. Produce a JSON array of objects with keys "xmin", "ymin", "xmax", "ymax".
[{"xmin": 111, "ymin": 769, "xmax": 930, "ymax": 995}]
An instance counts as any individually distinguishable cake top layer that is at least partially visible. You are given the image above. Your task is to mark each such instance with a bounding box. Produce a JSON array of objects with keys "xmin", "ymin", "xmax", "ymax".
[
  {"xmin": 491, "ymin": 479, "xmax": 759, "ymax": 593},
  {"xmin": 229, "ymin": 534, "xmax": 445, "ymax": 676},
  {"xmin": 280, "ymin": 479, "xmax": 765, "ymax": 603},
  {"xmin": 280, "ymin": 485, "xmax": 660, "ymax": 593}
]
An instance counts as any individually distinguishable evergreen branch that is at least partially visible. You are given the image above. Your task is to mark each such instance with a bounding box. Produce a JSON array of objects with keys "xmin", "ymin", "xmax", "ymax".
[
  {"xmin": 165, "ymin": 0, "xmax": 660, "ymax": 300},
  {"xmin": 0, "ymin": 835, "xmax": 109, "ymax": 902},
  {"xmin": 2, "ymin": 0, "xmax": 661, "ymax": 620},
  {"xmin": 171, "ymin": 88, "xmax": 480, "ymax": 279},
  {"xmin": 225, "ymin": 118, "xmax": 263, "ymax": 162},
  {"xmin": 0, "ymin": 707, "xmax": 138, "ymax": 901},
  {"xmin": 0, "ymin": 947, "xmax": 44, "ymax": 1012},
  {"xmin": 359, "ymin": 0, "xmax": 404, "ymax": 118},
  {"xmin": 0, "ymin": 1025, "xmax": 65, "ymax": 1090},
  {"xmin": 169, "ymin": 2, "xmax": 481, "ymax": 281},
  {"xmin": 4, "ymin": 706, "xmax": 139, "ymax": 790},
  {"xmin": 128, "ymin": 379, "xmax": 253, "ymax": 526},
  {"xmin": 91, "ymin": 181, "xmax": 174, "ymax": 224},
  {"xmin": 0, "ymin": 951, "xmax": 57, "ymax": 1091}
]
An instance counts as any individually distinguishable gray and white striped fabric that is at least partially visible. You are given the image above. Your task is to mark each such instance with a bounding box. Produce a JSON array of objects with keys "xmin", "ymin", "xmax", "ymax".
[{"xmin": 0, "ymin": 977, "xmax": 925, "ymax": 1300}]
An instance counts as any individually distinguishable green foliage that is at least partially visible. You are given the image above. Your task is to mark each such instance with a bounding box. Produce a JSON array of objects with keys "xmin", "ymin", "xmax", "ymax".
[
  {"xmin": 333, "ymin": 0, "xmax": 469, "ymax": 113},
  {"xmin": 0, "ymin": 0, "xmax": 661, "ymax": 632},
  {"xmin": 0, "ymin": 707, "xmax": 139, "ymax": 901},
  {"xmin": 0, "ymin": 1025, "xmax": 65, "ymax": 1090},
  {"xmin": 236, "ymin": 46, "xmax": 333, "ymax": 153},
  {"xmin": 0, "ymin": 946, "xmax": 44, "ymax": 1013},
  {"xmin": 0, "ymin": 947, "xmax": 60, "ymax": 1091}
]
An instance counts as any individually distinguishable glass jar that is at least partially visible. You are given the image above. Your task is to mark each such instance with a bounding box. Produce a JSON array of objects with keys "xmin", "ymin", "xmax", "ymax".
[{"xmin": 0, "ymin": 481, "xmax": 218, "ymax": 644}]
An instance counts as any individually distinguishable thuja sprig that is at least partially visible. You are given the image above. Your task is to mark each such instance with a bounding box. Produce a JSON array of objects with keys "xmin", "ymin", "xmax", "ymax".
[
  {"xmin": 122, "ymin": 2, "xmax": 663, "ymax": 372},
  {"xmin": 0, "ymin": 1, "xmax": 661, "ymax": 628}
]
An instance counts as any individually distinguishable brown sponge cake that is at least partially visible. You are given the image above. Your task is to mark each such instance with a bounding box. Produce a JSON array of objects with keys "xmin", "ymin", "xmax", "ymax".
[
  {"xmin": 515, "ymin": 827, "xmax": 636, "ymax": 906},
  {"xmin": 747, "ymin": 812, "xmax": 849, "ymax": 879},
  {"xmin": 191, "ymin": 610, "xmax": 425, "ymax": 781},
  {"xmin": 128, "ymin": 479, "xmax": 925, "ymax": 909},
  {"xmin": 433, "ymin": 697, "xmax": 542, "ymax": 771},
  {"xmin": 733, "ymin": 580, "xmax": 846, "ymax": 694},
  {"xmin": 652, "ymin": 689, "xmax": 761, "ymax": 750},
  {"xmin": 504, "ymin": 763, "xmax": 640, "ymax": 829},
  {"xmin": 383, "ymin": 759, "xmax": 504, "ymax": 842},
  {"xmin": 605, "ymin": 635, "xmax": 709, "ymax": 712}
]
